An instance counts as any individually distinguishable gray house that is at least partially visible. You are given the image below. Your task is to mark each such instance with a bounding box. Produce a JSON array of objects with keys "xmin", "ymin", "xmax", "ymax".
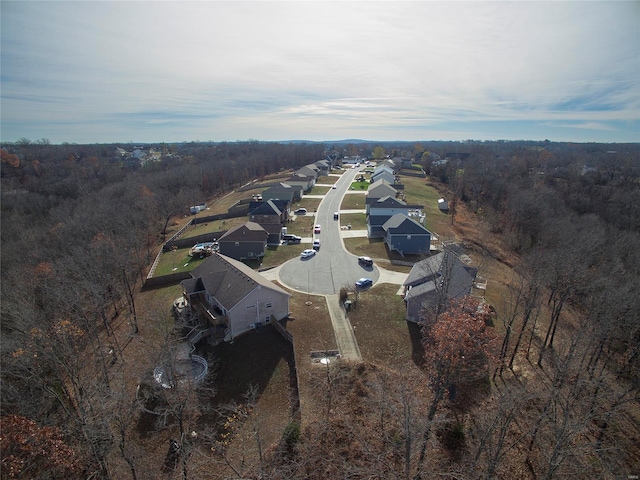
[
  {"xmin": 217, "ymin": 221, "xmax": 268, "ymax": 261},
  {"xmin": 367, "ymin": 196, "xmax": 424, "ymax": 238},
  {"xmin": 180, "ymin": 253, "xmax": 291, "ymax": 343},
  {"xmin": 366, "ymin": 179, "xmax": 398, "ymax": 213},
  {"xmin": 262, "ymin": 182, "xmax": 302, "ymax": 203},
  {"xmin": 382, "ymin": 213, "xmax": 431, "ymax": 256},
  {"xmin": 402, "ymin": 248, "xmax": 478, "ymax": 322}
]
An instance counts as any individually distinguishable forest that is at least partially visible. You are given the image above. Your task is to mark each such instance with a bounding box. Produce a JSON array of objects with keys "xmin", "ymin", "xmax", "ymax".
[{"xmin": 1, "ymin": 139, "xmax": 639, "ymax": 479}]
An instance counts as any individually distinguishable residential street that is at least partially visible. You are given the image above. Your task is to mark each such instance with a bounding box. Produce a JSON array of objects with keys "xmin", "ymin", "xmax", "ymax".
[{"xmin": 262, "ymin": 167, "xmax": 410, "ymax": 362}]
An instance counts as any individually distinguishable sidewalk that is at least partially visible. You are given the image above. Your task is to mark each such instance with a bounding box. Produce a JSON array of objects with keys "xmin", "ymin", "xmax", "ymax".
[{"xmin": 325, "ymin": 294, "xmax": 361, "ymax": 361}]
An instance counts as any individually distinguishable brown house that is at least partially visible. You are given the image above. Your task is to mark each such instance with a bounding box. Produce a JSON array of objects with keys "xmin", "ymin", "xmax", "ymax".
[{"xmin": 217, "ymin": 221, "xmax": 268, "ymax": 261}]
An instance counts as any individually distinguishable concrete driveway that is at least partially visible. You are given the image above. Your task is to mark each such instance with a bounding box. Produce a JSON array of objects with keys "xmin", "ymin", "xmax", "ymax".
[{"xmin": 264, "ymin": 167, "xmax": 409, "ymax": 362}]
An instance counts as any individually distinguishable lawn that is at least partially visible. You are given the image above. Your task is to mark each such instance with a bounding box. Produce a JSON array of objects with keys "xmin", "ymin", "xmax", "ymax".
[
  {"xmin": 340, "ymin": 213, "xmax": 367, "ymax": 230},
  {"xmin": 255, "ymin": 244, "xmax": 307, "ymax": 270},
  {"xmin": 294, "ymin": 197, "xmax": 322, "ymax": 212},
  {"xmin": 307, "ymin": 185, "xmax": 330, "ymax": 195},
  {"xmin": 349, "ymin": 180, "xmax": 369, "ymax": 191},
  {"xmin": 347, "ymin": 283, "xmax": 421, "ymax": 368},
  {"xmin": 179, "ymin": 216, "xmax": 246, "ymax": 240},
  {"xmin": 153, "ymin": 248, "xmax": 207, "ymax": 276},
  {"xmin": 400, "ymin": 175, "xmax": 451, "ymax": 236},
  {"xmin": 340, "ymin": 192, "xmax": 367, "ymax": 210},
  {"xmin": 285, "ymin": 215, "xmax": 316, "ymax": 237},
  {"xmin": 343, "ymin": 237, "xmax": 424, "ymax": 267}
]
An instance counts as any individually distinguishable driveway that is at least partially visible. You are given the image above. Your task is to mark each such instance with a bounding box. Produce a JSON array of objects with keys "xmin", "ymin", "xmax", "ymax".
[
  {"xmin": 277, "ymin": 168, "xmax": 381, "ymax": 295},
  {"xmin": 266, "ymin": 168, "xmax": 409, "ymax": 362}
]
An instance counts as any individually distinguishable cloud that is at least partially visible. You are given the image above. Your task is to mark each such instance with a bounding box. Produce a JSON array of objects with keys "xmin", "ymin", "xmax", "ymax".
[{"xmin": 1, "ymin": 1, "xmax": 638, "ymax": 143}]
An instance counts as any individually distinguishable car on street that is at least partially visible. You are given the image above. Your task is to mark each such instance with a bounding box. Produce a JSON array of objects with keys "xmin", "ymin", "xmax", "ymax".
[
  {"xmin": 294, "ymin": 208, "xmax": 307, "ymax": 215},
  {"xmin": 300, "ymin": 249, "xmax": 316, "ymax": 259},
  {"xmin": 313, "ymin": 239, "xmax": 321, "ymax": 250},
  {"xmin": 314, "ymin": 225, "xmax": 321, "ymax": 233},
  {"xmin": 334, "ymin": 212, "xmax": 339, "ymax": 220},
  {"xmin": 355, "ymin": 278, "xmax": 373, "ymax": 289},
  {"xmin": 358, "ymin": 256, "xmax": 373, "ymax": 267},
  {"xmin": 332, "ymin": 184, "xmax": 337, "ymax": 189}
]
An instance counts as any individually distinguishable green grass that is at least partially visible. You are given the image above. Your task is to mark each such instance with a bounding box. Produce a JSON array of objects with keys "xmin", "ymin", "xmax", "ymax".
[
  {"xmin": 399, "ymin": 176, "xmax": 450, "ymax": 235},
  {"xmin": 349, "ymin": 180, "xmax": 369, "ymax": 191},
  {"xmin": 260, "ymin": 244, "xmax": 307, "ymax": 269},
  {"xmin": 340, "ymin": 193, "xmax": 367, "ymax": 210},
  {"xmin": 153, "ymin": 249, "xmax": 207, "ymax": 276}
]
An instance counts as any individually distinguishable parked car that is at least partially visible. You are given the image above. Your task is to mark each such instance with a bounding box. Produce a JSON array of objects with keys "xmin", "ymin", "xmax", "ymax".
[
  {"xmin": 332, "ymin": 184, "xmax": 337, "ymax": 189},
  {"xmin": 355, "ymin": 278, "xmax": 373, "ymax": 289},
  {"xmin": 334, "ymin": 212, "xmax": 339, "ymax": 220},
  {"xmin": 314, "ymin": 225, "xmax": 321, "ymax": 233},
  {"xmin": 358, "ymin": 256, "xmax": 373, "ymax": 267},
  {"xmin": 313, "ymin": 239, "xmax": 321, "ymax": 250},
  {"xmin": 284, "ymin": 235, "xmax": 302, "ymax": 244},
  {"xmin": 294, "ymin": 208, "xmax": 307, "ymax": 215},
  {"xmin": 300, "ymin": 249, "xmax": 316, "ymax": 259}
]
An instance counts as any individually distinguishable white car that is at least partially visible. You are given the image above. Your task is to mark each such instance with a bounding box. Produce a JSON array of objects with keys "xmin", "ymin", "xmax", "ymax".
[
  {"xmin": 300, "ymin": 249, "xmax": 316, "ymax": 259},
  {"xmin": 313, "ymin": 239, "xmax": 321, "ymax": 250},
  {"xmin": 332, "ymin": 184, "xmax": 337, "ymax": 189},
  {"xmin": 314, "ymin": 225, "xmax": 321, "ymax": 233}
]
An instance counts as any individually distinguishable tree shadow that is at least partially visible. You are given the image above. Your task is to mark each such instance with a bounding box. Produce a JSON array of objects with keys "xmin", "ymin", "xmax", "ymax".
[{"xmin": 407, "ymin": 320, "xmax": 425, "ymax": 367}]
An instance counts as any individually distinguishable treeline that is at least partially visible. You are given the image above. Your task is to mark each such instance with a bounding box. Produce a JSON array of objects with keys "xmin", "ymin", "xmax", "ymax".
[{"xmin": 0, "ymin": 141, "xmax": 323, "ymax": 477}]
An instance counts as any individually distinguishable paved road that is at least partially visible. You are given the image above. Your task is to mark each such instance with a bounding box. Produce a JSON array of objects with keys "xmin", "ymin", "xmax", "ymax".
[
  {"xmin": 266, "ymin": 168, "xmax": 408, "ymax": 362},
  {"xmin": 278, "ymin": 168, "xmax": 380, "ymax": 295}
]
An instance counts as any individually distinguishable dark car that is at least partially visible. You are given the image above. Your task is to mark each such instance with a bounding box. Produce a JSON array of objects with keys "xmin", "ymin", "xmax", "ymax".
[
  {"xmin": 355, "ymin": 278, "xmax": 373, "ymax": 289},
  {"xmin": 358, "ymin": 256, "xmax": 373, "ymax": 267},
  {"xmin": 282, "ymin": 234, "xmax": 301, "ymax": 244}
]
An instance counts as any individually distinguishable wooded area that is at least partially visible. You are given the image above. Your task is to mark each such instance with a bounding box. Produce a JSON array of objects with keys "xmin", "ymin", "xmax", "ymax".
[{"xmin": 1, "ymin": 139, "xmax": 638, "ymax": 479}]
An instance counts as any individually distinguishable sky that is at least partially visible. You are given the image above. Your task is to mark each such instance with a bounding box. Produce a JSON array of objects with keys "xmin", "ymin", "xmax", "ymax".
[{"xmin": 1, "ymin": 1, "xmax": 639, "ymax": 144}]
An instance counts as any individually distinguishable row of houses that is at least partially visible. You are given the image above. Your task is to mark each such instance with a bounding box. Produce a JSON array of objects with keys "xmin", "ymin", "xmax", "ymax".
[
  {"xmin": 175, "ymin": 159, "xmax": 336, "ymax": 344},
  {"xmin": 210, "ymin": 159, "xmax": 333, "ymax": 261},
  {"xmin": 365, "ymin": 178, "xmax": 431, "ymax": 256}
]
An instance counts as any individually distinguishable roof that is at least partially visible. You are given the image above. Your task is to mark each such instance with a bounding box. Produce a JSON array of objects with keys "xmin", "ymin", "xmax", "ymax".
[
  {"xmin": 371, "ymin": 195, "xmax": 424, "ymax": 210},
  {"xmin": 263, "ymin": 182, "xmax": 294, "ymax": 194},
  {"xmin": 184, "ymin": 253, "xmax": 290, "ymax": 310},
  {"xmin": 382, "ymin": 213, "xmax": 431, "ymax": 235},
  {"xmin": 367, "ymin": 179, "xmax": 397, "ymax": 199},
  {"xmin": 218, "ymin": 221, "xmax": 268, "ymax": 242},
  {"xmin": 249, "ymin": 199, "xmax": 282, "ymax": 217},
  {"xmin": 403, "ymin": 249, "xmax": 477, "ymax": 295}
]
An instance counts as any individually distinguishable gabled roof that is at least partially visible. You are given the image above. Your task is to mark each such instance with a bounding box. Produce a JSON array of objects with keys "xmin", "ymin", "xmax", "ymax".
[
  {"xmin": 374, "ymin": 165, "xmax": 394, "ymax": 175},
  {"xmin": 373, "ymin": 196, "xmax": 408, "ymax": 208},
  {"xmin": 382, "ymin": 213, "xmax": 431, "ymax": 235},
  {"xmin": 184, "ymin": 253, "xmax": 289, "ymax": 310},
  {"xmin": 263, "ymin": 182, "xmax": 294, "ymax": 193},
  {"xmin": 249, "ymin": 199, "xmax": 282, "ymax": 217},
  {"xmin": 367, "ymin": 179, "xmax": 397, "ymax": 199},
  {"xmin": 315, "ymin": 160, "xmax": 330, "ymax": 168},
  {"xmin": 403, "ymin": 249, "xmax": 477, "ymax": 291},
  {"xmin": 218, "ymin": 221, "xmax": 268, "ymax": 242},
  {"xmin": 296, "ymin": 165, "xmax": 319, "ymax": 177}
]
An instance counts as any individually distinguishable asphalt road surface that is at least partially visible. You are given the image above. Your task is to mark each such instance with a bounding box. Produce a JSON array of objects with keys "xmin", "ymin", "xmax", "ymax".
[{"xmin": 278, "ymin": 167, "xmax": 380, "ymax": 295}]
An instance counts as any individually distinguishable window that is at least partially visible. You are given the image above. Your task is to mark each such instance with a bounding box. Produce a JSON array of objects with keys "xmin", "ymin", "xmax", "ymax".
[
  {"xmin": 265, "ymin": 316, "xmax": 271, "ymax": 322},
  {"xmin": 407, "ymin": 235, "xmax": 412, "ymax": 239},
  {"xmin": 235, "ymin": 242, "xmax": 240, "ymax": 246},
  {"xmin": 266, "ymin": 302, "xmax": 272, "ymax": 308}
]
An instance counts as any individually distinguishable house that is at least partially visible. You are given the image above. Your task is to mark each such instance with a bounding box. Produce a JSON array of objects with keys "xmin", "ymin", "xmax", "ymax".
[
  {"xmin": 402, "ymin": 248, "xmax": 478, "ymax": 322},
  {"xmin": 285, "ymin": 173, "xmax": 315, "ymax": 192},
  {"xmin": 314, "ymin": 159, "xmax": 331, "ymax": 176},
  {"xmin": 379, "ymin": 159, "xmax": 398, "ymax": 172},
  {"xmin": 217, "ymin": 221, "xmax": 268, "ymax": 260},
  {"xmin": 180, "ymin": 253, "xmax": 291, "ymax": 343},
  {"xmin": 296, "ymin": 164, "xmax": 320, "ymax": 180},
  {"xmin": 393, "ymin": 156, "xmax": 413, "ymax": 169},
  {"xmin": 261, "ymin": 182, "xmax": 302, "ymax": 203},
  {"xmin": 366, "ymin": 179, "xmax": 398, "ymax": 213},
  {"xmin": 248, "ymin": 200, "xmax": 286, "ymax": 245},
  {"xmin": 367, "ymin": 196, "xmax": 424, "ymax": 238},
  {"xmin": 371, "ymin": 167, "xmax": 396, "ymax": 185},
  {"xmin": 382, "ymin": 213, "xmax": 431, "ymax": 256}
]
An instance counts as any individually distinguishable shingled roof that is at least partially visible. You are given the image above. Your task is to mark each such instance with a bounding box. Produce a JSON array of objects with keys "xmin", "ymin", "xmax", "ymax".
[
  {"xmin": 218, "ymin": 221, "xmax": 268, "ymax": 242},
  {"xmin": 183, "ymin": 253, "xmax": 289, "ymax": 310}
]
